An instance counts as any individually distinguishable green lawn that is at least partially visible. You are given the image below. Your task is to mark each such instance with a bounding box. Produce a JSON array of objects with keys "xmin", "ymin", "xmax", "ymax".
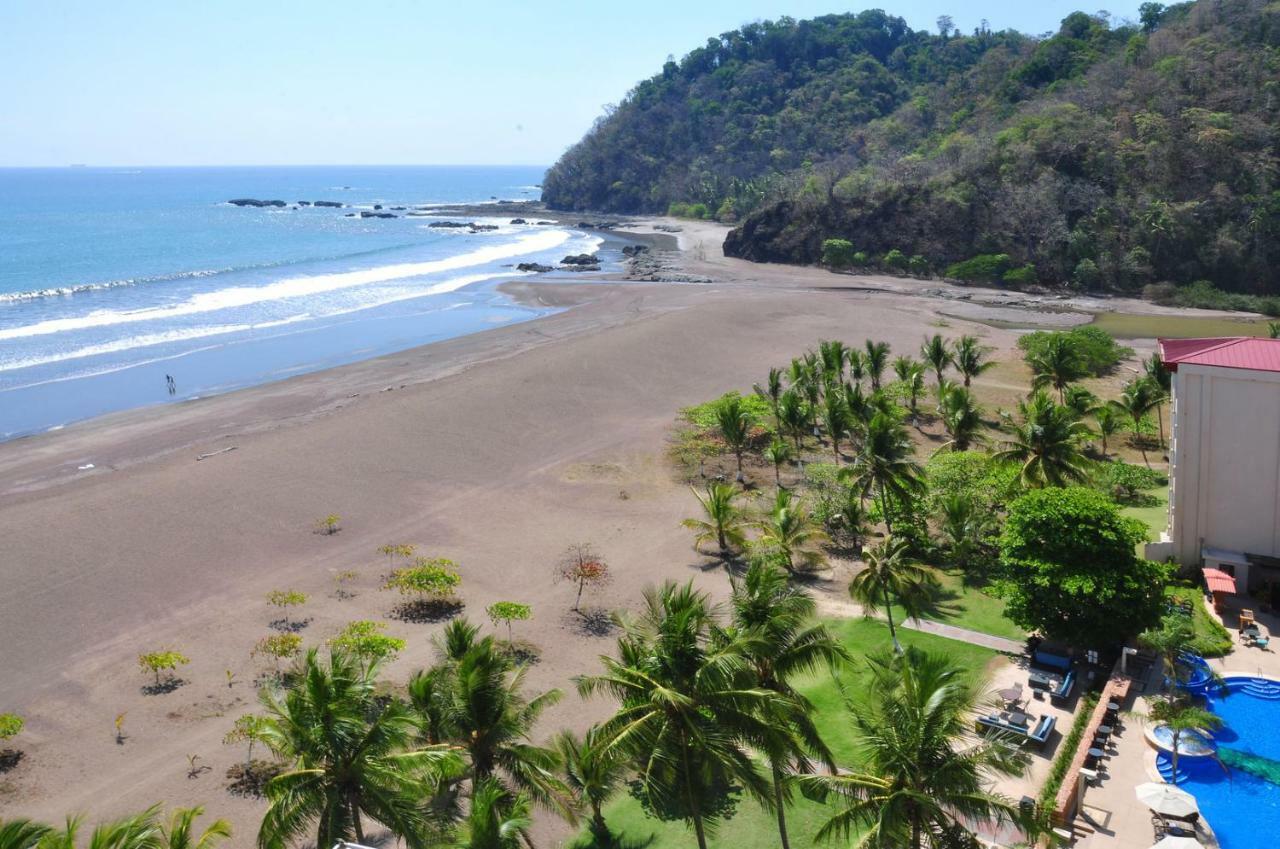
[
  {"xmin": 1122, "ymin": 486, "xmax": 1169, "ymax": 541},
  {"xmin": 918, "ymin": 569, "xmax": 1026, "ymax": 642},
  {"xmin": 567, "ymin": 619, "xmax": 999, "ymax": 849}
]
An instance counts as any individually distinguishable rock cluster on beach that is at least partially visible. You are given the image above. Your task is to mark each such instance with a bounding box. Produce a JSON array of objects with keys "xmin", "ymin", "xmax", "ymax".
[
  {"xmin": 228, "ymin": 198, "xmax": 353, "ymax": 209},
  {"xmin": 561, "ymin": 253, "xmax": 601, "ymax": 271},
  {"xmin": 516, "ymin": 262, "xmax": 554, "ymax": 273}
]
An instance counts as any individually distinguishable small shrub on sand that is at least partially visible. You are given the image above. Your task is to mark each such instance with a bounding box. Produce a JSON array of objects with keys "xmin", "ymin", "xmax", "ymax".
[
  {"xmin": 138, "ymin": 649, "xmax": 190, "ymax": 691},
  {"xmin": 384, "ymin": 557, "xmax": 463, "ymax": 621},
  {"xmin": 314, "ymin": 514, "xmax": 341, "ymax": 535},
  {"xmin": 556, "ymin": 543, "xmax": 612, "ymax": 612},
  {"xmin": 328, "ymin": 620, "xmax": 406, "ymax": 663},
  {"xmin": 487, "ymin": 601, "xmax": 532, "ymax": 643}
]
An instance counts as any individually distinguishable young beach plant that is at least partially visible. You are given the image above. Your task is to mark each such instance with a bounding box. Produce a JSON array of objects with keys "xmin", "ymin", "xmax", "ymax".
[
  {"xmin": 138, "ymin": 649, "xmax": 190, "ymax": 690},
  {"xmin": 328, "ymin": 620, "xmax": 406, "ymax": 664},
  {"xmin": 314, "ymin": 513, "xmax": 341, "ymax": 535},
  {"xmin": 252, "ymin": 633, "xmax": 303, "ymax": 675},
  {"xmin": 265, "ymin": 589, "xmax": 308, "ymax": 630},
  {"xmin": 486, "ymin": 601, "xmax": 532, "ymax": 643},
  {"xmin": 384, "ymin": 557, "xmax": 463, "ymax": 620},
  {"xmin": 556, "ymin": 543, "xmax": 612, "ymax": 612}
]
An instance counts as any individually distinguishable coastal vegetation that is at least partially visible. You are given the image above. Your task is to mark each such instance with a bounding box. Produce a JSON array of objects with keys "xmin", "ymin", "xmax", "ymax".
[
  {"xmin": 5, "ymin": 325, "xmax": 1189, "ymax": 849},
  {"xmin": 545, "ymin": 1, "xmax": 1280, "ymax": 298}
]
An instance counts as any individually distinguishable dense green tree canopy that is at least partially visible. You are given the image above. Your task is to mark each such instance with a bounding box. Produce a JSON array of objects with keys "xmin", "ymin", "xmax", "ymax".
[
  {"xmin": 997, "ymin": 487, "xmax": 1169, "ymax": 647},
  {"xmin": 547, "ymin": 1, "xmax": 1280, "ymax": 294}
]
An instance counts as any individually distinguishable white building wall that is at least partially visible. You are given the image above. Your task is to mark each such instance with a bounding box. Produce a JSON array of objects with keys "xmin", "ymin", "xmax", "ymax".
[{"xmin": 1169, "ymin": 363, "xmax": 1280, "ymax": 567}]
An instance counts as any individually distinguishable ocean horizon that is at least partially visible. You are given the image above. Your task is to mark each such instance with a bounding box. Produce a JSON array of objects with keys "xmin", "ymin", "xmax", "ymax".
[{"xmin": 0, "ymin": 165, "xmax": 601, "ymax": 439}]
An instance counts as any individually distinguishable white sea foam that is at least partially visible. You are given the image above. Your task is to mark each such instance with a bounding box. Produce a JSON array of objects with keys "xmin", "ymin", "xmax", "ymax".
[
  {"xmin": 0, "ymin": 269, "xmax": 221, "ymax": 304},
  {"xmin": 0, "ymin": 230, "xmax": 571, "ymax": 342},
  {"xmin": 0, "ymin": 271, "xmax": 515, "ymax": 374}
]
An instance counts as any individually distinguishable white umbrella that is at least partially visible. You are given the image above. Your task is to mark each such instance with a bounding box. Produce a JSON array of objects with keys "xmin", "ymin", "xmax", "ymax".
[
  {"xmin": 1136, "ymin": 782, "xmax": 1200, "ymax": 818},
  {"xmin": 1149, "ymin": 836, "xmax": 1200, "ymax": 849}
]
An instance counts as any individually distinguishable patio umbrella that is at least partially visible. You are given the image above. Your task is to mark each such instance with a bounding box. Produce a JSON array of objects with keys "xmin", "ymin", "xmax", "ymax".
[
  {"xmin": 1136, "ymin": 783, "xmax": 1200, "ymax": 818},
  {"xmin": 1148, "ymin": 836, "xmax": 1200, "ymax": 849}
]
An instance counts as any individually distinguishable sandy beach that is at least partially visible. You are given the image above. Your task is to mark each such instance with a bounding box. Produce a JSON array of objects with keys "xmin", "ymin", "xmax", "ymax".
[{"xmin": 0, "ymin": 218, "xmax": 1193, "ymax": 843}]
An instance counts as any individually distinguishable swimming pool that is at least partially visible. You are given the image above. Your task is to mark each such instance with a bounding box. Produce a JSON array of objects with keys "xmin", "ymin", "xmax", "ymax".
[{"xmin": 1155, "ymin": 676, "xmax": 1280, "ymax": 849}]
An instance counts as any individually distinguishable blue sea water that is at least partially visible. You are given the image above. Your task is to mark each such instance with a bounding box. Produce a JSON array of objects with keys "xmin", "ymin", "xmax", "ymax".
[{"xmin": 0, "ymin": 166, "xmax": 600, "ymax": 439}]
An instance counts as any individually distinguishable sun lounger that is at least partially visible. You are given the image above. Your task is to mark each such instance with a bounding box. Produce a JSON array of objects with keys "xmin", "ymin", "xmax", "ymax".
[{"xmin": 976, "ymin": 714, "xmax": 1057, "ymax": 750}]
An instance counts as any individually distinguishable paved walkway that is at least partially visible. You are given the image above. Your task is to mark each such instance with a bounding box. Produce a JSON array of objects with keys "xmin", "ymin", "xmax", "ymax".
[{"xmin": 816, "ymin": 597, "xmax": 1025, "ymax": 654}]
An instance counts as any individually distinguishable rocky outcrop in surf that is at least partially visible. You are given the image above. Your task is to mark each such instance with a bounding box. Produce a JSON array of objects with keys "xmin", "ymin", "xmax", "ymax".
[{"xmin": 228, "ymin": 199, "xmax": 287, "ymax": 207}]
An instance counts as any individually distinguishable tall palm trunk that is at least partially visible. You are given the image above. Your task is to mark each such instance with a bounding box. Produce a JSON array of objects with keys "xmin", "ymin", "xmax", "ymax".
[
  {"xmin": 772, "ymin": 763, "xmax": 791, "ymax": 849},
  {"xmin": 1156, "ymin": 404, "xmax": 1165, "ymax": 449},
  {"xmin": 735, "ymin": 450, "xmax": 745, "ymax": 482},
  {"xmin": 350, "ymin": 796, "xmax": 365, "ymax": 843},
  {"xmin": 877, "ymin": 480, "xmax": 894, "ymax": 535},
  {"xmin": 882, "ymin": 583, "xmax": 903, "ymax": 655},
  {"xmin": 681, "ymin": 740, "xmax": 709, "ymax": 849}
]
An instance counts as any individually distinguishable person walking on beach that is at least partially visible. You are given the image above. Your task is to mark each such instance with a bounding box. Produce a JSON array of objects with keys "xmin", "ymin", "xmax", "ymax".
[{"xmin": 166, "ymin": 374, "xmax": 176, "ymax": 396}]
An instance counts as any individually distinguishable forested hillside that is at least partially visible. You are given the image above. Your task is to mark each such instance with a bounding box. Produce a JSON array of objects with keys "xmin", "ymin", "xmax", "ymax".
[{"xmin": 543, "ymin": 2, "xmax": 1280, "ymax": 294}]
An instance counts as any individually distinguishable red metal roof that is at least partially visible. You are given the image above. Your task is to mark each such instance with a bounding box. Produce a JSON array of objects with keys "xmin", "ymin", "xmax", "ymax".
[
  {"xmin": 1203, "ymin": 567, "xmax": 1238, "ymax": 595},
  {"xmin": 1158, "ymin": 337, "xmax": 1280, "ymax": 373}
]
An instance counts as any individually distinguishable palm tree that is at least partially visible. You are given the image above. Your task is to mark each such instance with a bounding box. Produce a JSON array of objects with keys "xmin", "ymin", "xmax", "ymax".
[
  {"xmin": 755, "ymin": 488, "xmax": 830, "ymax": 574},
  {"xmin": 1270, "ymin": 321, "xmax": 1280, "ymax": 339},
  {"xmin": 1146, "ymin": 697, "xmax": 1224, "ymax": 782},
  {"xmin": 920, "ymin": 335, "xmax": 951, "ymax": 385},
  {"xmin": 730, "ymin": 562, "xmax": 845, "ymax": 849},
  {"xmin": 893, "ymin": 358, "xmax": 926, "ymax": 421},
  {"xmin": 952, "ymin": 335, "xmax": 994, "ymax": 387},
  {"xmin": 829, "ymin": 484, "xmax": 870, "ymax": 551},
  {"xmin": 818, "ymin": 339, "xmax": 850, "ymax": 385},
  {"xmin": 1062, "ymin": 385, "xmax": 1099, "ymax": 419},
  {"xmin": 864, "ymin": 340, "xmax": 891, "ymax": 390},
  {"xmin": 994, "ymin": 391, "xmax": 1092, "ymax": 487},
  {"xmin": 1027, "ymin": 334, "xmax": 1089, "ymax": 402},
  {"xmin": 160, "ymin": 808, "xmax": 231, "ymax": 849},
  {"xmin": 843, "ymin": 380, "xmax": 873, "ymax": 429},
  {"xmin": 416, "ymin": 635, "xmax": 573, "ymax": 819},
  {"xmin": 715, "ymin": 395, "xmax": 753, "ymax": 482},
  {"xmin": 1138, "ymin": 616, "xmax": 1196, "ymax": 688},
  {"xmin": 847, "ymin": 349, "xmax": 866, "ymax": 385},
  {"xmin": 937, "ymin": 386, "xmax": 984, "ymax": 452},
  {"xmin": 682, "ymin": 482, "xmax": 749, "ymax": 574},
  {"xmin": 1092, "ymin": 404, "xmax": 1126, "ymax": 457},
  {"xmin": 22, "ymin": 807, "xmax": 172, "ymax": 849},
  {"xmin": 1144, "ymin": 352, "xmax": 1172, "ymax": 448},
  {"xmin": 762, "ymin": 437, "xmax": 793, "ymax": 488},
  {"xmin": 848, "ymin": 537, "xmax": 939, "ymax": 654},
  {"xmin": 843, "ymin": 412, "xmax": 924, "ymax": 534},
  {"xmin": 554, "ymin": 729, "xmax": 626, "ymax": 841},
  {"xmin": 1111, "ymin": 378, "xmax": 1161, "ymax": 467},
  {"xmin": 257, "ymin": 649, "xmax": 463, "ymax": 849},
  {"xmin": 936, "ymin": 493, "xmax": 994, "ymax": 573},
  {"xmin": 821, "ymin": 392, "xmax": 851, "ymax": 463},
  {"xmin": 778, "ymin": 389, "xmax": 810, "ymax": 459},
  {"xmin": 577, "ymin": 582, "xmax": 790, "ymax": 849},
  {"xmin": 800, "ymin": 649, "xmax": 1030, "ymax": 848},
  {"xmin": 754, "ymin": 367, "xmax": 785, "ymax": 429},
  {"xmin": 0, "ymin": 820, "xmax": 52, "ymax": 849},
  {"xmin": 460, "ymin": 779, "xmax": 532, "ymax": 849}
]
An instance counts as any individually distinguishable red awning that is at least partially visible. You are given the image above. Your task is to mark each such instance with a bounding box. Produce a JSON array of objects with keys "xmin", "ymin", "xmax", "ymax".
[{"xmin": 1203, "ymin": 567, "xmax": 1237, "ymax": 595}]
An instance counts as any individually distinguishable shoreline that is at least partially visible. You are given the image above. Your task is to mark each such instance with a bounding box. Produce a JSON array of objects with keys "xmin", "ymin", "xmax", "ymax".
[
  {"xmin": 1, "ymin": 212, "xmax": 1260, "ymax": 501},
  {"xmin": 0, "ymin": 213, "xmax": 1256, "ymax": 842}
]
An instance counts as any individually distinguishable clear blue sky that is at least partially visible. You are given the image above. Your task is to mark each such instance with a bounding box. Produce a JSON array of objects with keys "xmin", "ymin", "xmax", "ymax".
[{"xmin": 1, "ymin": 1, "xmax": 1143, "ymax": 167}]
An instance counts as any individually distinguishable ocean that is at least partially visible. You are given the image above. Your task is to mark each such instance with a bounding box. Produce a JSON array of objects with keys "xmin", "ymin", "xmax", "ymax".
[{"xmin": 0, "ymin": 166, "xmax": 601, "ymax": 440}]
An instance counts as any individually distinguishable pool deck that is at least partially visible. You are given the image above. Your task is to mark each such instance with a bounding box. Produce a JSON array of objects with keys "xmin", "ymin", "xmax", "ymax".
[{"xmin": 1068, "ymin": 598, "xmax": 1280, "ymax": 849}]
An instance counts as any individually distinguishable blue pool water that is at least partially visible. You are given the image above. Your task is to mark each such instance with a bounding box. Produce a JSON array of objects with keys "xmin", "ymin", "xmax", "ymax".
[{"xmin": 1156, "ymin": 676, "xmax": 1280, "ymax": 848}]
